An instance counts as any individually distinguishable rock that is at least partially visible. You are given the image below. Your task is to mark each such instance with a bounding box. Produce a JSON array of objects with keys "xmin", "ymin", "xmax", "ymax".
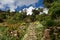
[{"xmin": 41, "ymin": 29, "xmax": 50, "ymax": 40}]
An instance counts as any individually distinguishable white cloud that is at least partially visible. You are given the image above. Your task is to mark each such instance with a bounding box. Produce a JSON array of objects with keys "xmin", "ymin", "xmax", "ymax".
[
  {"xmin": 26, "ymin": 6, "xmax": 35, "ymax": 15},
  {"xmin": 0, "ymin": 4, "xmax": 3, "ymax": 8},
  {"xmin": 20, "ymin": 6, "xmax": 35, "ymax": 15},
  {"xmin": 0, "ymin": 0, "xmax": 38, "ymax": 11},
  {"xmin": 0, "ymin": 0, "xmax": 14, "ymax": 4},
  {"xmin": 10, "ymin": 9, "xmax": 15, "ymax": 12},
  {"xmin": 39, "ymin": 12, "xmax": 43, "ymax": 15},
  {"xmin": 43, "ymin": 8, "xmax": 49, "ymax": 14},
  {"xmin": 15, "ymin": 0, "xmax": 38, "ymax": 6}
]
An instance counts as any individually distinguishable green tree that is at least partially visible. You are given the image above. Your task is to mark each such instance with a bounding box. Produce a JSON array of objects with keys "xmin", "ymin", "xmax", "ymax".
[
  {"xmin": 31, "ymin": 9, "xmax": 40, "ymax": 21},
  {"xmin": 32, "ymin": 9, "xmax": 40, "ymax": 15},
  {"xmin": 49, "ymin": 2, "xmax": 60, "ymax": 20},
  {"xmin": 44, "ymin": 0, "xmax": 58, "ymax": 8}
]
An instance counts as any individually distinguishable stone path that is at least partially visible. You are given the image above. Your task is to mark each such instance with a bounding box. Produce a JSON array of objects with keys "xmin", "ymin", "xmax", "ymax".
[{"xmin": 22, "ymin": 23, "xmax": 37, "ymax": 40}]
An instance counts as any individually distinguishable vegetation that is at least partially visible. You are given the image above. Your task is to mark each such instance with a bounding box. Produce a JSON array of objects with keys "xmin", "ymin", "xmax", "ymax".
[{"xmin": 0, "ymin": 0, "xmax": 60, "ymax": 40}]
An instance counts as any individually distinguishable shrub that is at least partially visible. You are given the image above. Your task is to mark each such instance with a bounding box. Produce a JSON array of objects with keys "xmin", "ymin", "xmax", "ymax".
[{"xmin": 46, "ymin": 20, "xmax": 55, "ymax": 27}]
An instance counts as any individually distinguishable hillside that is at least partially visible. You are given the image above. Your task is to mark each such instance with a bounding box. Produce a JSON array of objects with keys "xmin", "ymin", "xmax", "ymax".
[{"xmin": 0, "ymin": 0, "xmax": 60, "ymax": 40}]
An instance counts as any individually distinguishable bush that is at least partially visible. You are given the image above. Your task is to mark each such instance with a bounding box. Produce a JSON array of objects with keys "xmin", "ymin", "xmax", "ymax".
[{"xmin": 46, "ymin": 20, "xmax": 55, "ymax": 27}]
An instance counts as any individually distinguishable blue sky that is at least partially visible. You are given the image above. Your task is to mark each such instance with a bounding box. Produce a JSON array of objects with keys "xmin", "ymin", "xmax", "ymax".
[{"xmin": 0, "ymin": 0, "xmax": 44, "ymax": 11}]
